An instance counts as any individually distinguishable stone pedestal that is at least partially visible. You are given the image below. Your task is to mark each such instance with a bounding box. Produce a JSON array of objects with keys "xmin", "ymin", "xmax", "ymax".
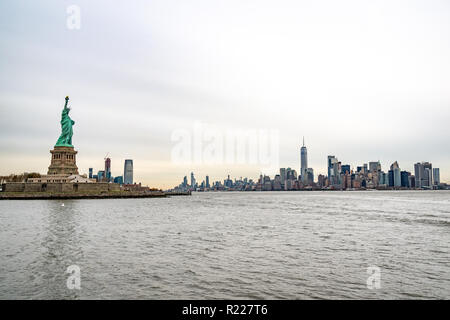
[{"xmin": 47, "ymin": 146, "xmax": 79, "ymax": 175}]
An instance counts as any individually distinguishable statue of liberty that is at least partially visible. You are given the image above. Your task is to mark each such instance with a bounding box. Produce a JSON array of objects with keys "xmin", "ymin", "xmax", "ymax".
[{"xmin": 55, "ymin": 96, "xmax": 75, "ymax": 147}]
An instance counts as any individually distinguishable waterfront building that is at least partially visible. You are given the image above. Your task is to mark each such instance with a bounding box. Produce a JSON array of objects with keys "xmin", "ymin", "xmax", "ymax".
[
  {"xmin": 388, "ymin": 170, "xmax": 394, "ymax": 187},
  {"xmin": 390, "ymin": 161, "xmax": 401, "ymax": 187},
  {"xmin": 98, "ymin": 170, "xmax": 105, "ymax": 182},
  {"xmin": 415, "ymin": 162, "xmax": 433, "ymax": 188},
  {"xmin": 414, "ymin": 162, "xmax": 424, "ymax": 188},
  {"xmin": 409, "ymin": 175, "xmax": 416, "ymax": 189},
  {"xmin": 88, "ymin": 168, "xmax": 93, "ymax": 179},
  {"xmin": 206, "ymin": 175, "xmax": 210, "ymax": 189},
  {"xmin": 433, "ymin": 168, "xmax": 440, "ymax": 185},
  {"xmin": 124, "ymin": 159, "xmax": 133, "ymax": 184},
  {"xmin": 113, "ymin": 176, "xmax": 123, "ymax": 185},
  {"xmin": 401, "ymin": 171, "xmax": 410, "ymax": 188}
]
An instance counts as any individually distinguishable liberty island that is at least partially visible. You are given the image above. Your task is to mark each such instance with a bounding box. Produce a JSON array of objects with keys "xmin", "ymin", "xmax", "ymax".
[{"xmin": 0, "ymin": 96, "xmax": 186, "ymax": 199}]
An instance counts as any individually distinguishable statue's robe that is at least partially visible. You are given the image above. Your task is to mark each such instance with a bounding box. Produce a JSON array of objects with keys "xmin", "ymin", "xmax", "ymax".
[{"xmin": 56, "ymin": 108, "xmax": 75, "ymax": 146}]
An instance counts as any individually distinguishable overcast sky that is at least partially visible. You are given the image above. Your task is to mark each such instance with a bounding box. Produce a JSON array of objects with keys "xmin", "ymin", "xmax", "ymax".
[{"xmin": 0, "ymin": 0, "xmax": 449, "ymax": 188}]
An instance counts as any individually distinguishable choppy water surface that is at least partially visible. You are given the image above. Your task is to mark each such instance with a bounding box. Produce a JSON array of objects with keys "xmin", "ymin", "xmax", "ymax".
[{"xmin": 0, "ymin": 191, "xmax": 449, "ymax": 299}]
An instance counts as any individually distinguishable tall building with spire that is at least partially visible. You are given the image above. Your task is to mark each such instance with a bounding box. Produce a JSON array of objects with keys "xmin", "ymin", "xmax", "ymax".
[{"xmin": 300, "ymin": 137, "xmax": 308, "ymax": 183}]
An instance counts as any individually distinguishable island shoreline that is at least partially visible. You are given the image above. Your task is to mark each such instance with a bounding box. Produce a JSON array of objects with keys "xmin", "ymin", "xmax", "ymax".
[{"xmin": 0, "ymin": 191, "xmax": 191, "ymax": 200}]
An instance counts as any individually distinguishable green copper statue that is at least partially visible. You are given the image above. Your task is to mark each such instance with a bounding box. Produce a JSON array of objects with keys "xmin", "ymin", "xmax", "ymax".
[{"xmin": 55, "ymin": 96, "xmax": 75, "ymax": 147}]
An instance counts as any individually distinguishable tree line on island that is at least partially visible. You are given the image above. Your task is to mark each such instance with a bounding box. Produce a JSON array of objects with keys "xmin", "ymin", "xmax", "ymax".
[{"xmin": 0, "ymin": 173, "xmax": 41, "ymax": 183}]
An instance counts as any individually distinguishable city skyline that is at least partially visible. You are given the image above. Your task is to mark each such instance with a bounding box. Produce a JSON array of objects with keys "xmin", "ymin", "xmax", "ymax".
[
  {"xmin": 172, "ymin": 138, "xmax": 444, "ymax": 191},
  {"xmin": 0, "ymin": 133, "xmax": 448, "ymax": 189},
  {"xmin": 1, "ymin": 1, "xmax": 450, "ymax": 188}
]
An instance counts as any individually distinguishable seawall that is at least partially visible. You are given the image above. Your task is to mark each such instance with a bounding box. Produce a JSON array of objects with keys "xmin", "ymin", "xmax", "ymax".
[{"xmin": 0, "ymin": 191, "xmax": 191, "ymax": 200}]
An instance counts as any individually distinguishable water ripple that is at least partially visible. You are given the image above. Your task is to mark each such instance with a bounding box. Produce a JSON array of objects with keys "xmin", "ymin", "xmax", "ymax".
[{"xmin": 0, "ymin": 191, "xmax": 449, "ymax": 299}]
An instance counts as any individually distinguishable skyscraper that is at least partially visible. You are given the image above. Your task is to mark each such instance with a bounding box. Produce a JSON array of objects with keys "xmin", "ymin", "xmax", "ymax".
[
  {"xmin": 390, "ymin": 161, "xmax": 401, "ymax": 187},
  {"xmin": 300, "ymin": 137, "xmax": 308, "ymax": 183},
  {"xmin": 105, "ymin": 157, "xmax": 111, "ymax": 182},
  {"xmin": 327, "ymin": 156, "xmax": 339, "ymax": 186},
  {"xmin": 424, "ymin": 167, "xmax": 432, "ymax": 188},
  {"xmin": 423, "ymin": 162, "xmax": 433, "ymax": 187},
  {"xmin": 414, "ymin": 162, "xmax": 432, "ymax": 188},
  {"xmin": 206, "ymin": 175, "xmax": 210, "ymax": 188},
  {"xmin": 433, "ymin": 168, "xmax": 440, "ymax": 186},
  {"xmin": 400, "ymin": 171, "xmax": 410, "ymax": 188},
  {"xmin": 369, "ymin": 161, "xmax": 381, "ymax": 173},
  {"xmin": 409, "ymin": 175, "xmax": 416, "ymax": 188},
  {"xmin": 414, "ymin": 162, "xmax": 424, "ymax": 188},
  {"xmin": 88, "ymin": 168, "xmax": 93, "ymax": 179},
  {"xmin": 279, "ymin": 168, "xmax": 286, "ymax": 186},
  {"xmin": 379, "ymin": 171, "xmax": 388, "ymax": 185},
  {"xmin": 124, "ymin": 159, "xmax": 133, "ymax": 184},
  {"xmin": 388, "ymin": 170, "xmax": 394, "ymax": 187},
  {"xmin": 190, "ymin": 172, "xmax": 196, "ymax": 188},
  {"xmin": 97, "ymin": 170, "xmax": 105, "ymax": 182},
  {"xmin": 328, "ymin": 155, "xmax": 336, "ymax": 179}
]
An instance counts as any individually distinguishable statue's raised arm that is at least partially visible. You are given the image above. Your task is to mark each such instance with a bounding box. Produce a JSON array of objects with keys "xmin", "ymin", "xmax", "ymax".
[{"xmin": 64, "ymin": 96, "xmax": 69, "ymax": 109}]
